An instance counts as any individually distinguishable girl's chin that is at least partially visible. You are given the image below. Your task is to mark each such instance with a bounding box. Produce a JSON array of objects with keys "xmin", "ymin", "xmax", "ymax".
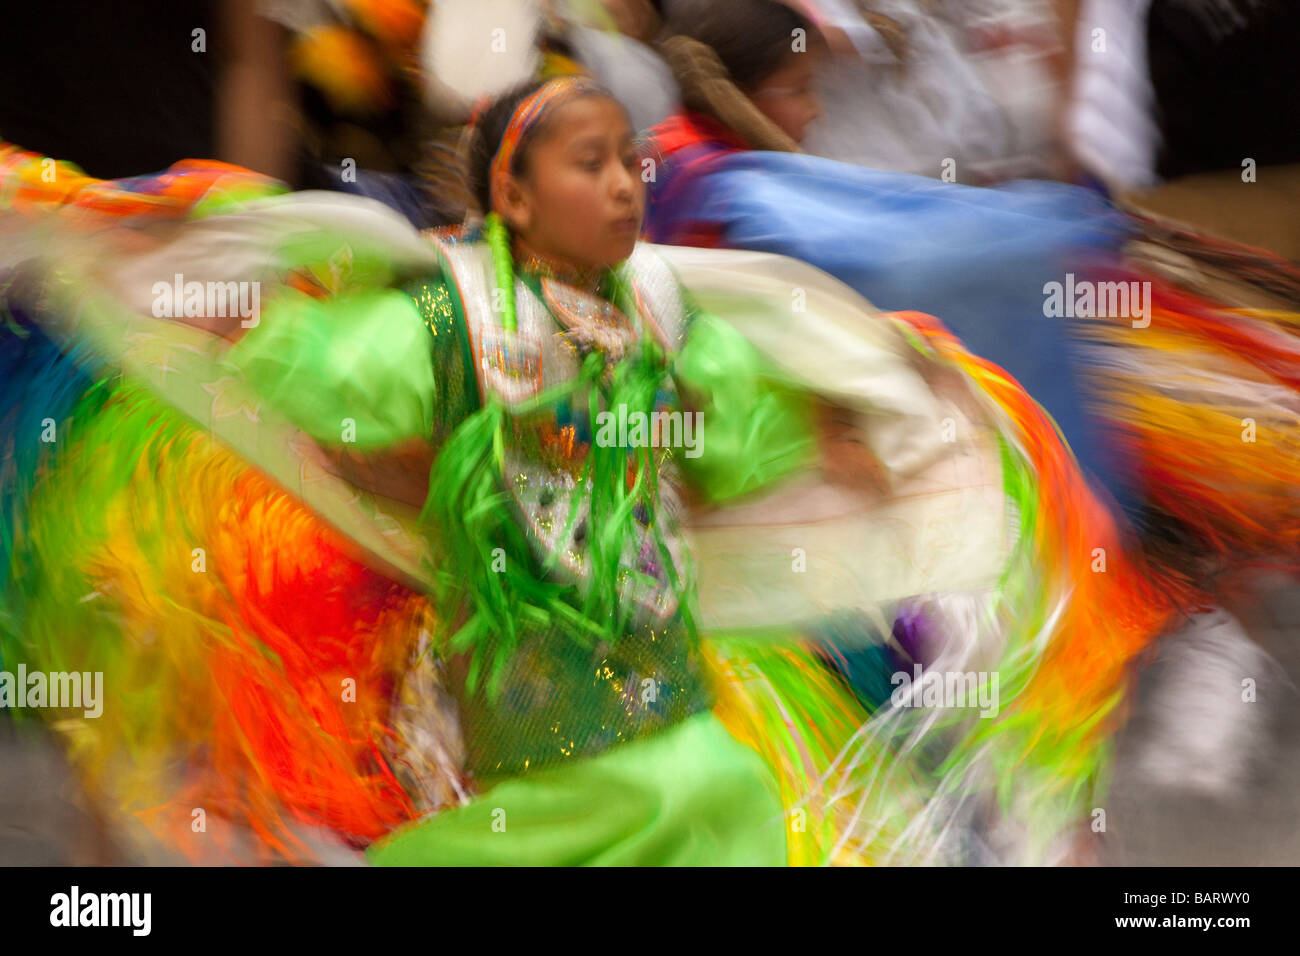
[
  {"xmin": 584, "ymin": 244, "xmax": 638, "ymax": 272},
  {"xmin": 608, "ymin": 235, "xmax": 641, "ymax": 263}
]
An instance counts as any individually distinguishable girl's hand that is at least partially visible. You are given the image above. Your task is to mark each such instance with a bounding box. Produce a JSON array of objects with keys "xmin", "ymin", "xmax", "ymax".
[{"xmin": 815, "ymin": 400, "xmax": 885, "ymax": 493}]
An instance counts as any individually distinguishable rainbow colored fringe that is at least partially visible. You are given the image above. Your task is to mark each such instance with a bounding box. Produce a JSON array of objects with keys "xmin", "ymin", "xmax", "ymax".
[
  {"xmin": 691, "ymin": 309, "xmax": 1183, "ymax": 866},
  {"xmin": 909, "ymin": 308, "xmax": 1184, "ymax": 852},
  {"xmin": 0, "ymin": 150, "xmax": 430, "ymax": 859},
  {"xmin": 0, "ymin": 142, "xmax": 282, "ymax": 221},
  {"xmin": 0, "ymin": 153, "xmax": 426, "ymax": 863},
  {"xmin": 802, "ymin": 310, "xmax": 1182, "ymax": 863},
  {"xmin": 0, "ymin": 153, "xmax": 411, "ymax": 860},
  {"xmin": 1, "ymin": 371, "xmax": 428, "ymax": 861},
  {"xmin": 1078, "ymin": 271, "xmax": 1300, "ymax": 566},
  {"xmin": 706, "ymin": 636, "xmax": 927, "ymax": 866}
]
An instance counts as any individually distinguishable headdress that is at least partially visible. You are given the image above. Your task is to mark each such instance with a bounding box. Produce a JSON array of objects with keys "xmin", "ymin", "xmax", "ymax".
[{"xmin": 487, "ymin": 75, "xmax": 605, "ymax": 207}]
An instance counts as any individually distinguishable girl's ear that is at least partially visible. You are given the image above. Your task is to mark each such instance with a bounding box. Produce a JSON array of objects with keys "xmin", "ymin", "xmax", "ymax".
[{"xmin": 493, "ymin": 172, "xmax": 534, "ymax": 234}]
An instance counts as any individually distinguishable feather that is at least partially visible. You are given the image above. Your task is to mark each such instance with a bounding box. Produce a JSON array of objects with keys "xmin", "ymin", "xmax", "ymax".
[{"xmin": 419, "ymin": 0, "xmax": 542, "ymax": 122}]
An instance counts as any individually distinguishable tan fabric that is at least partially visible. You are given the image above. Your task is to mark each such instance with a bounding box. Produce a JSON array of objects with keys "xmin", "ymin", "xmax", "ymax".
[
  {"xmin": 657, "ymin": 34, "xmax": 803, "ymax": 154},
  {"xmin": 1118, "ymin": 165, "xmax": 1300, "ymax": 265},
  {"xmin": 654, "ymin": 243, "xmax": 1010, "ymax": 627}
]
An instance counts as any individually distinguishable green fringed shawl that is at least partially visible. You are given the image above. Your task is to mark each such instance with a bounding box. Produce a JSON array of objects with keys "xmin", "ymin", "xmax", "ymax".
[
  {"xmin": 420, "ymin": 280, "xmax": 690, "ymax": 700},
  {"xmin": 227, "ymin": 232, "xmax": 823, "ymax": 706}
]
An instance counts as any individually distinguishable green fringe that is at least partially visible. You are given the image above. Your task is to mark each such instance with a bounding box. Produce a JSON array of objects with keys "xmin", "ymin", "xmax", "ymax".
[
  {"xmin": 484, "ymin": 213, "xmax": 517, "ymax": 332},
  {"xmin": 421, "ymin": 331, "xmax": 692, "ymax": 699}
]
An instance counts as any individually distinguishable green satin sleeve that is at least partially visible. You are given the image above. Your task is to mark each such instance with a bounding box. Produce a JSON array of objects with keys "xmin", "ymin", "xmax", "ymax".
[
  {"xmin": 672, "ymin": 306, "xmax": 818, "ymax": 503},
  {"xmin": 229, "ymin": 285, "xmax": 446, "ymax": 450},
  {"xmin": 367, "ymin": 711, "xmax": 787, "ymax": 866}
]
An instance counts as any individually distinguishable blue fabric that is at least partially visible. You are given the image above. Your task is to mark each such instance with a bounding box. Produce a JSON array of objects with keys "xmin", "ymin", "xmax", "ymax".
[
  {"xmin": 807, "ymin": 609, "xmax": 904, "ymax": 714},
  {"xmin": 0, "ymin": 307, "xmax": 96, "ymax": 666},
  {"xmin": 328, "ymin": 165, "xmax": 447, "ymax": 229},
  {"xmin": 645, "ymin": 149, "xmax": 1138, "ymax": 510}
]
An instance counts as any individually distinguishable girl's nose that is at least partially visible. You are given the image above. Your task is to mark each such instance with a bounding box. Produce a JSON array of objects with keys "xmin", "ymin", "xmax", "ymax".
[{"xmin": 613, "ymin": 163, "xmax": 639, "ymax": 199}]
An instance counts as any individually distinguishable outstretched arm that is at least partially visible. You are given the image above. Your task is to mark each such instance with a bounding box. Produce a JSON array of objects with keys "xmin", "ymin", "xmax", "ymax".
[{"xmin": 230, "ymin": 271, "xmax": 477, "ymax": 509}]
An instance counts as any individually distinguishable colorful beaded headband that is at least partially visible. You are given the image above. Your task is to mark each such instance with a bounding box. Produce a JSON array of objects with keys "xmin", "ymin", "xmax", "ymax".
[{"xmin": 488, "ymin": 75, "xmax": 604, "ymax": 208}]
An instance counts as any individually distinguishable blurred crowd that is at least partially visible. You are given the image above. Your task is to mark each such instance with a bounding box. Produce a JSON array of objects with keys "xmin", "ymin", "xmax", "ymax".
[{"xmin": 3, "ymin": 1, "xmax": 1296, "ymax": 216}]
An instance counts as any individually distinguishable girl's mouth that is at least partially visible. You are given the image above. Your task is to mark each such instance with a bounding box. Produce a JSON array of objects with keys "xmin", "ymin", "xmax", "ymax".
[{"xmin": 612, "ymin": 216, "xmax": 641, "ymax": 235}]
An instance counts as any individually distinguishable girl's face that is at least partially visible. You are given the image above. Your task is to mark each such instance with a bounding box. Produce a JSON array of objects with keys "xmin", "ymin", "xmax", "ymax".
[
  {"xmin": 750, "ymin": 52, "xmax": 822, "ymax": 144},
  {"xmin": 494, "ymin": 95, "xmax": 644, "ymax": 271}
]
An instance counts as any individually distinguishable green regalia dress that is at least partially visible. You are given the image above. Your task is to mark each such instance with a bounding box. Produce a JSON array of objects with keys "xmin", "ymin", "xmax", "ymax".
[{"xmin": 1, "ymin": 164, "xmax": 1172, "ymax": 866}]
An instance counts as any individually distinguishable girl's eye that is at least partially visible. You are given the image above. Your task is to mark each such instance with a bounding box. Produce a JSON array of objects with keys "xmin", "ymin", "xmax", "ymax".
[{"xmin": 580, "ymin": 158, "xmax": 603, "ymax": 172}]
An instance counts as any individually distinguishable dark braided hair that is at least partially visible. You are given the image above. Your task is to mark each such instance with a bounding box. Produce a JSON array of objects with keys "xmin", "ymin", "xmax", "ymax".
[{"xmin": 662, "ymin": 0, "xmax": 814, "ymax": 92}]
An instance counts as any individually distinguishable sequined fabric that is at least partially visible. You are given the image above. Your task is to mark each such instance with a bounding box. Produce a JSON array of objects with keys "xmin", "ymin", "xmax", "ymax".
[
  {"xmin": 543, "ymin": 276, "xmax": 637, "ymax": 364},
  {"xmin": 407, "ymin": 241, "xmax": 712, "ymax": 778},
  {"xmin": 407, "ymin": 276, "xmax": 479, "ymax": 443},
  {"xmin": 451, "ymin": 615, "xmax": 712, "ymax": 781},
  {"xmin": 500, "ymin": 442, "xmax": 691, "ymax": 624}
]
